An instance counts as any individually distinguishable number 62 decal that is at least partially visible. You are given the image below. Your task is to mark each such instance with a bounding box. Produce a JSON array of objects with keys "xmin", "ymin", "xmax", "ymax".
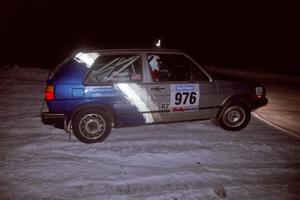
[{"xmin": 170, "ymin": 84, "xmax": 200, "ymax": 112}]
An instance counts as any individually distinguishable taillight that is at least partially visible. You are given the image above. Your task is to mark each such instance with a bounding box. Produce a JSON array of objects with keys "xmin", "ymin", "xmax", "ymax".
[{"xmin": 45, "ymin": 85, "xmax": 55, "ymax": 101}]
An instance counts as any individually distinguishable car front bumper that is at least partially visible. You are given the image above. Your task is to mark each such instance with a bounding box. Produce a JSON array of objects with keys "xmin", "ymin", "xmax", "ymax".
[{"xmin": 252, "ymin": 98, "xmax": 268, "ymax": 110}]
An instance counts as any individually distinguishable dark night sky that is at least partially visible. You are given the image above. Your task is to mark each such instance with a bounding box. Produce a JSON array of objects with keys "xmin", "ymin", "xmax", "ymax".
[{"xmin": 1, "ymin": 0, "xmax": 300, "ymax": 73}]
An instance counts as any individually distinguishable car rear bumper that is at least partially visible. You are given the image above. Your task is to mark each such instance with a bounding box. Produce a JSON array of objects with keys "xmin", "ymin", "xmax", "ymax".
[
  {"xmin": 252, "ymin": 98, "xmax": 268, "ymax": 110},
  {"xmin": 41, "ymin": 112, "xmax": 65, "ymax": 126}
]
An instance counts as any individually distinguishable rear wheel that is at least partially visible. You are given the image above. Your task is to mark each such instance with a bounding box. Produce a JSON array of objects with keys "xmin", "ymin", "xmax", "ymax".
[
  {"xmin": 219, "ymin": 102, "xmax": 250, "ymax": 131},
  {"xmin": 72, "ymin": 109, "xmax": 112, "ymax": 143}
]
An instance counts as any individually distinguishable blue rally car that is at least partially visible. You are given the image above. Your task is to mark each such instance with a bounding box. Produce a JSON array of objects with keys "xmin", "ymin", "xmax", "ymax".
[{"xmin": 41, "ymin": 49, "xmax": 268, "ymax": 143}]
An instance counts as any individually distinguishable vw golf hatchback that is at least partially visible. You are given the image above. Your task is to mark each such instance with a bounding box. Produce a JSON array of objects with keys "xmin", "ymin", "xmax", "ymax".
[{"xmin": 41, "ymin": 49, "xmax": 268, "ymax": 143}]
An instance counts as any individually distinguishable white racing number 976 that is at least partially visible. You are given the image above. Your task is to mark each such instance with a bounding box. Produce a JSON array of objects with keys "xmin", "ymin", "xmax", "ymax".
[{"xmin": 170, "ymin": 84, "xmax": 200, "ymax": 112}]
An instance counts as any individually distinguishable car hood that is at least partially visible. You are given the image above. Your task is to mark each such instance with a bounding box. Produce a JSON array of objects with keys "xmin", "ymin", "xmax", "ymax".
[{"xmin": 208, "ymin": 71, "xmax": 256, "ymax": 84}]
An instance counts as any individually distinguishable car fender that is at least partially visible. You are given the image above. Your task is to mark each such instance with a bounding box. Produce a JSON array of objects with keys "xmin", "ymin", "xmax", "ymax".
[
  {"xmin": 215, "ymin": 93, "xmax": 252, "ymax": 120},
  {"xmin": 65, "ymin": 102, "xmax": 118, "ymax": 130}
]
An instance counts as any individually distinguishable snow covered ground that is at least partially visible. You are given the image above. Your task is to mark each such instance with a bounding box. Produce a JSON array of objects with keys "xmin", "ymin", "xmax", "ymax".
[{"xmin": 0, "ymin": 67, "xmax": 300, "ymax": 200}]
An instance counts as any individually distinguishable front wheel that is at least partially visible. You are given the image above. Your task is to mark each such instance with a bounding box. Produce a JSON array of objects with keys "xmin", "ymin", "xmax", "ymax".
[
  {"xmin": 72, "ymin": 109, "xmax": 112, "ymax": 143},
  {"xmin": 219, "ymin": 102, "xmax": 250, "ymax": 131}
]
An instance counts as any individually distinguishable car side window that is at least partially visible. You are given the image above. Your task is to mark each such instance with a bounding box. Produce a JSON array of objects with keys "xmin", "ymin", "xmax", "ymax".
[
  {"xmin": 147, "ymin": 54, "xmax": 208, "ymax": 82},
  {"xmin": 85, "ymin": 54, "xmax": 142, "ymax": 83},
  {"xmin": 185, "ymin": 57, "xmax": 209, "ymax": 81}
]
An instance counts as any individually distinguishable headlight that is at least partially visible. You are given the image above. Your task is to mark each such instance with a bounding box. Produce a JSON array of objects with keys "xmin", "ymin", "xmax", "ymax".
[{"xmin": 255, "ymin": 86, "xmax": 264, "ymax": 99}]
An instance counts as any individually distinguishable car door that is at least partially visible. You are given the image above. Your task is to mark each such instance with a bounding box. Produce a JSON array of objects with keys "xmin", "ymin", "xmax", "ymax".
[
  {"xmin": 144, "ymin": 53, "xmax": 217, "ymax": 123},
  {"xmin": 84, "ymin": 52, "xmax": 151, "ymax": 125}
]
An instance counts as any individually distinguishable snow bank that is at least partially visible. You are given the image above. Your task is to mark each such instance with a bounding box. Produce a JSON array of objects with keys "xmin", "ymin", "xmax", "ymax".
[
  {"xmin": 0, "ymin": 65, "xmax": 49, "ymax": 82},
  {"xmin": 204, "ymin": 65, "xmax": 300, "ymax": 83}
]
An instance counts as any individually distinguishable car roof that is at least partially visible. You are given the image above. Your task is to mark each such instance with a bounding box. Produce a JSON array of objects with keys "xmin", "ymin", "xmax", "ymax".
[{"xmin": 77, "ymin": 48, "xmax": 183, "ymax": 54}]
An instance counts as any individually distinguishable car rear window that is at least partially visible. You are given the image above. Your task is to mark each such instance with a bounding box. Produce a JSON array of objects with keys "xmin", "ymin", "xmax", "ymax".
[
  {"xmin": 48, "ymin": 56, "xmax": 72, "ymax": 80},
  {"xmin": 48, "ymin": 52, "xmax": 100, "ymax": 80}
]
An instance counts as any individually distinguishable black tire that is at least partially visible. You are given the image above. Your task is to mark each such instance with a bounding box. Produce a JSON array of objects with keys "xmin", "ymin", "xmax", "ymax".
[
  {"xmin": 219, "ymin": 102, "xmax": 250, "ymax": 131},
  {"xmin": 72, "ymin": 108, "xmax": 112, "ymax": 143}
]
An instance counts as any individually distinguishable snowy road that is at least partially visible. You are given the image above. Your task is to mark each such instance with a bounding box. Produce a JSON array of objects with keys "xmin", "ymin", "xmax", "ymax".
[{"xmin": 0, "ymin": 67, "xmax": 300, "ymax": 200}]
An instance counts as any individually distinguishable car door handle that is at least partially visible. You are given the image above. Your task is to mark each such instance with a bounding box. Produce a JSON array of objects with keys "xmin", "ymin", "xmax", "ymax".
[{"xmin": 151, "ymin": 86, "xmax": 165, "ymax": 91}]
